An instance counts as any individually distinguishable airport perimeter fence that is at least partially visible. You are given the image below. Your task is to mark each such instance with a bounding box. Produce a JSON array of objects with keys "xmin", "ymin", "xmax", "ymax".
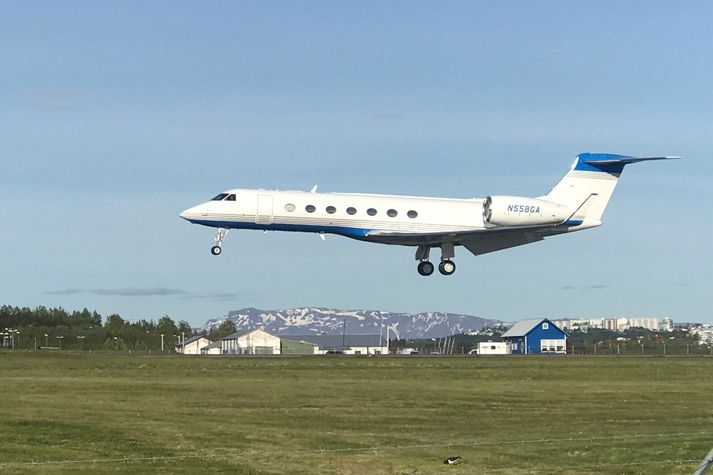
[{"xmin": 570, "ymin": 342, "xmax": 713, "ymax": 356}]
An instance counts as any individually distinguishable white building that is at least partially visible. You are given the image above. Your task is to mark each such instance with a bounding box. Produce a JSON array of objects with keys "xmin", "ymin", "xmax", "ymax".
[
  {"xmin": 200, "ymin": 341, "xmax": 222, "ymax": 355},
  {"xmin": 555, "ymin": 317, "xmax": 664, "ymax": 332},
  {"xmin": 176, "ymin": 335, "xmax": 212, "ymax": 355},
  {"xmin": 474, "ymin": 341, "xmax": 510, "ymax": 355},
  {"xmin": 283, "ymin": 334, "xmax": 388, "ymax": 355},
  {"xmin": 690, "ymin": 325, "xmax": 713, "ymax": 345},
  {"xmin": 221, "ymin": 329, "xmax": 281, "ymax": 355}
]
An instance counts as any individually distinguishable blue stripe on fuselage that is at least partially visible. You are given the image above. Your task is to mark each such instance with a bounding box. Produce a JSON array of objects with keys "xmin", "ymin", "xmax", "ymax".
[{"xmin": 186, "ymin": 219, "xmax": 372, "ymax": 239}]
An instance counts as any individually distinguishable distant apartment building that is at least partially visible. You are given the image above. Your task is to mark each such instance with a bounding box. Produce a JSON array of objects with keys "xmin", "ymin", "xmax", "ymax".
[
  {"xmin": 555, "ymin": 317, "xmax": 668, "ymax": 332},
  {"xmin": 689, "ymin": 325, "xmax": 713, "ymax": 345}
]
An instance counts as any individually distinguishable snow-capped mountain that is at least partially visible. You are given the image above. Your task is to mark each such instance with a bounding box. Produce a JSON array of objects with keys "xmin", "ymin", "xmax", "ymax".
[{"xmin": 199, "ymin": 307, "xmax": 503, "ymax": 339}]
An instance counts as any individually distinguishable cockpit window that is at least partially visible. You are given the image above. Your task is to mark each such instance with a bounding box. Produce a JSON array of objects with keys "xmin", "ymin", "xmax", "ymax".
[
  {"xmin": 211, "ymin": 193, "xmax": 229, "ymax": 201},
  {"xmin": 225, "ymin": 194, "xmax": 236, "ymax": 201}
]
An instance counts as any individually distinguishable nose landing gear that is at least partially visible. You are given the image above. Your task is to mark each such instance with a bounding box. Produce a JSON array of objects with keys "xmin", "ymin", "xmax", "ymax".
[{"xmin": 211, "ymin": 228, "xmax": 229, "ymax": 256}]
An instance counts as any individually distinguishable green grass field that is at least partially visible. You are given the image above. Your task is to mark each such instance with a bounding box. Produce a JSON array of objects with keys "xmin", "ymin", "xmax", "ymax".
[{"xmin": 1, "ymin": 352, "xmax": 711, "ymax": 474}]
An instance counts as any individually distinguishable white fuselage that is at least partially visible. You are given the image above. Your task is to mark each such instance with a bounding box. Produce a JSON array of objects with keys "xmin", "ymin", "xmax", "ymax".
[
  {"xmin": 179, "ymin": 153, "xmax": 678, "ymax": 275},
  {"xmin": 180, "ymin": 189, "xmax": 487, "ymax": 242}
]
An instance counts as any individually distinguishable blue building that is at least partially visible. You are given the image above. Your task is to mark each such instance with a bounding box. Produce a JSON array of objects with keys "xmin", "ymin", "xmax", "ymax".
[{"xmin": 501, "ymin": 319, "xmax": 567, "ymax": 355}]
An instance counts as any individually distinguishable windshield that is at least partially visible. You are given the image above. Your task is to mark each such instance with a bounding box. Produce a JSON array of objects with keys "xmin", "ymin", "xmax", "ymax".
[{"xmin": 211, "ymin": 193, "xmax": 229, "ymax": 201}]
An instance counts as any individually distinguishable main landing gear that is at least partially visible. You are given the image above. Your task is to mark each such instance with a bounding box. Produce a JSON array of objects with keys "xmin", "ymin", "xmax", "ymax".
[
  {"xmin": 211, "ymin": 228, "xmax": 229, "ymax": 256},
  {"xmin": 416, "ymin": 243, "xmax": 456, "ymax": 276}
]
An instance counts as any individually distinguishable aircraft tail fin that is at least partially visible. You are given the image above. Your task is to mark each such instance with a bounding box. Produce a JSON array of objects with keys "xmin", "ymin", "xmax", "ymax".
[{"xmin": 543, "ymin": 153, "xmax": 680, "ymax": 227}]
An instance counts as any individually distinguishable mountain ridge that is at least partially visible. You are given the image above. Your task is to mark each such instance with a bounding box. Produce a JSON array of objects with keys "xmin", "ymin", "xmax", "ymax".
[{"xmin": 199, "ymin": 307, "xmax": 504, "ymax": 339}]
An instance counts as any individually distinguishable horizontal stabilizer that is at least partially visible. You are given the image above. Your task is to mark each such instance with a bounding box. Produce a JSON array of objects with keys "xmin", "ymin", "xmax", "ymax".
[
  {"xmin": 573, "ymin": 153, "xmax": 681, "ymax": 174},
  {"xmin": 581, "ymin": 153, "xmax": 681, "ymax": 165}
]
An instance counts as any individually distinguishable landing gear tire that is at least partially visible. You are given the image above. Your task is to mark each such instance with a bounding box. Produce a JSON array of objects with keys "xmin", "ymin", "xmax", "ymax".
[
  {"xmin": 417, "ymin": 261, "xmax": 434, "ymax": 276},
  {"xmin": 438, "ymin": 260, "xmax": 456, "ymax": 276},
  {"xmin": 210, "ymin": 245, "xmax": 222, "ymax": 256}
]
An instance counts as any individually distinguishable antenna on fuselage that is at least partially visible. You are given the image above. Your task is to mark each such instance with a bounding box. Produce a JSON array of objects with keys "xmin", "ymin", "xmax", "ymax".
[{"xmin": 310, "ymin": 185, "xmax": 318, "ymax": 193}]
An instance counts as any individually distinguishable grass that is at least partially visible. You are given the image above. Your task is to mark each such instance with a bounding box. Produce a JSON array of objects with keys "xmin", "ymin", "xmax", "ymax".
[{"xmin": 0, "ymin": 352, "xmax": 711, "ymax": 474}]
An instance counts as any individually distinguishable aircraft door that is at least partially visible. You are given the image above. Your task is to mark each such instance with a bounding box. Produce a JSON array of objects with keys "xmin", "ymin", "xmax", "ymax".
[{"xmin": 256, "ymin": 195, "xmax": 274, "ymax": 225}]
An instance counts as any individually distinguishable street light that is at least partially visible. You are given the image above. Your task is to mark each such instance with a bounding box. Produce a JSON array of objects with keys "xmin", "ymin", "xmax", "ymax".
[
  {"xmin": 77, "ymin": 335, "xmax": 85, "ymax": 351},
  {"xmin": 44, "ymin": 334, "xmax": 48, "ymax": 348},
  {"xmin": 56, "ymin": 335, "xmax": 64, "ymax": 350}
]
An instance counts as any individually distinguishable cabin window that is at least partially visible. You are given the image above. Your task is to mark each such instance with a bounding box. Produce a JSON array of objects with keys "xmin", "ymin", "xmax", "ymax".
[
  {"xmin": 367, "ymin": 208, "xmax": 377, "ymax": 216},
  {"xmin": 211, "ymin": 193, "xmax": 228, "ymax": 201},
  {"xmin": 542, "ymin": 322, "xmax": 549, "ymax": 330},
  {"xmin": 407, "ymin": 210, "xmax": 418, "ymax": 218},
  {"xmin": 346, "ymin": 207, "xmax": 357, "ymax": 215},
  {"xmin": 326, "ymin": 206, "xmax": 336, "ymax": 214},
  {"xmin": 387, "ymin": 209, "xmax": 398, "ymax": 217},
  {"xmin": 225, "ymin": 194, "xmax": 236, "ymax": 201},
  {"xmin": 305, "ymin": 205, "xmax": 316, "ymax": 213},
  {"xmin": 285, "ymin": 203, "xmax": 296, "ymax": 212}
]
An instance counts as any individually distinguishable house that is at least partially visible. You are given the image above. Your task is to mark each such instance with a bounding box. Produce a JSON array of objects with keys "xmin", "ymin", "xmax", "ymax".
[
  {"xmin": 280, "ymin": 339, "xmax": 319, "ymax": 355},
  {"xmin": 501, "ymin": 319, "xmax": 567, "ymax": 355},
  {"xmin": 281, "ymin": 334, "xmax": 388, "ymax": 355},
  {"xmin": 200, "ymin": 340, "xmax": 222, "ymax": 355},
  {"xmin": 176, "ymin": 335, "xmax": 212, "ymax": 355},
  {"xmin": 221, "ymin": 329, "xmax": 281, "ymax": 355}
]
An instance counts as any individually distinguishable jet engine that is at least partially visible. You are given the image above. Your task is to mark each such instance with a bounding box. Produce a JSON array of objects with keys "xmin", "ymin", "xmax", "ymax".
[{"xmin": 482, "ymin": 195, "xmax": 569, "ymax": 227}]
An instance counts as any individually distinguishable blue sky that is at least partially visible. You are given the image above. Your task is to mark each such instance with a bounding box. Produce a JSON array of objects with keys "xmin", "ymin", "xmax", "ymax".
[{"xmin": 1, "ymin": 1, "xmax": 711, "ymax": 326}]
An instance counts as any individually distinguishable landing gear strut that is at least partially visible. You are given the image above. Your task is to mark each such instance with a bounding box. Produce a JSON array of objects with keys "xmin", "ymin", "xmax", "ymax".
[
  {"xmin": 415, "ymin": 243, "xmax": 457, "ymax": 276},
  {"xmin": 211, "ymin": 228, "xmax": 229, "ymax": 256}
]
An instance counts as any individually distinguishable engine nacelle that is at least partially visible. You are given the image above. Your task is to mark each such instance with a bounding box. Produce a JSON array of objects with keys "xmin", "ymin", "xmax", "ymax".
[{"xmin": 483, "ymin": 195, "xmax": 569, "ymax": 227}]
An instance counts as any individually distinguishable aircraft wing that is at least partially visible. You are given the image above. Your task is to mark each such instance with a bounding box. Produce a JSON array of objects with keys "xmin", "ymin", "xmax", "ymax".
[
  {"xmin": 460, "ymin": 231, "xmax": 543, "ymax": 256},
  {"xmin": 364, "ymin": 226, "xmax": 558, "ymax": 254}
]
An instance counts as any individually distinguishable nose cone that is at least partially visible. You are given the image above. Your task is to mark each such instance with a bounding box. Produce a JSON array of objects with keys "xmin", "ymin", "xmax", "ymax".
[{"xmin": 180, "ymin": 204, "xmax": 205, "ymax": 222}]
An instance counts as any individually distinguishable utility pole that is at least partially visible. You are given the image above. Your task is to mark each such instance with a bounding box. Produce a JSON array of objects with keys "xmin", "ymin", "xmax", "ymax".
[
  {"xmin": 386, "ymin": 325, "xmax": 390, "ymax": 354},
  {"xmin": 342, "ymin": 318, "xmax": 346, "ymax": 349},
  {"xmin": 160, "ymin": 334, "xmax": 164, "ymax": 352}
]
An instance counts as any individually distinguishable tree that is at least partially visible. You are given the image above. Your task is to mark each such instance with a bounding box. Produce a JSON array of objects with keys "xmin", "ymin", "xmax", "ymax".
[
  {"xmin": 211, "ymin": 320, "xmax": 237, "ymax": 340},
  {"xmin": 105, "ymin": 314, "xmax": 126, "ymax": 339},
  {"xmin": 176, "ymin": 320, "xmax": 193, "ymax": 337},
  {"xmin": 156, "ymin": 316, "xmax": 178, "ymax": 336}
]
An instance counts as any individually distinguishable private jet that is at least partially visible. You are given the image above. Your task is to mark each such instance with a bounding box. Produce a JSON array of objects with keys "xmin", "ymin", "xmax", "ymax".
[{"xmin": 180, "ymin": 153, "xmax": 678, "ymax": 276}]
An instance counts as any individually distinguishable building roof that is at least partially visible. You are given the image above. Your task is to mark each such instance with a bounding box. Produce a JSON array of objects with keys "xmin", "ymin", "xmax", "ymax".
[
  {"xmin": 222, "ymin": 328, "xmax": 275, "ymax": 341},
  {"xmin": 280, "ymin": 334, "xmax": 385, "ymax": 349},
  {"xmin": 175, "ymin": 335, "xmax": 211, "ymax": 347},
  {"xmin": 501, "ymin": 319, "xmax": 563, "ymax": 338}
]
